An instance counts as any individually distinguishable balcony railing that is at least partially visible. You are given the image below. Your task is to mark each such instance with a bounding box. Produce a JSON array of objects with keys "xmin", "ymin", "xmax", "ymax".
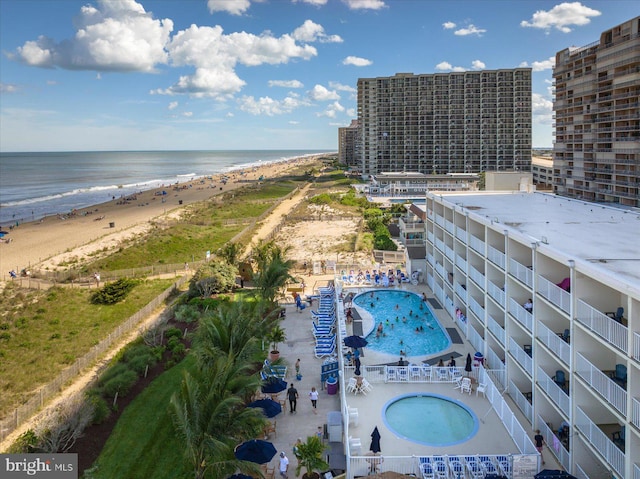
[
  {"xmin": 488, "ymin": 281, "xmax": 506, "ymax": 308},
  {"xmin": 576, "ymin": 299, "xmax": 628, "ymax": 353},
  {"xmin": 509, "ymin": 380, "xmax": 533, "ymax": 424},
  {"xmin": 488, "ymin": 315, "xmax": 506, "ymax": 346},
  {"xmin": 537, "ymin": 415, "xmax": 570, "ymax": 471},
  {"xmin": 510, "ymin": 337, "xmax": 533, "ymax": 377},
  {"xmin": 435, "ymin": 237, "xmax": 445, "ymax": 253},
  {"xmin": 467, "ymin": 324, "xmax": 484, "ymax": 355},
  {"xmin": 509, "ymin": 298, "xmax": 533, "ymax": 333},
  {"xmin": 444, "ymin": 244, "xmax": 454, "ymax": 262},
  {"xmin": 435, "ymin": 262, "xmax": 446, "ymax": 280},
  {"xmin": 445, "ymin": 219, "xmax": 454, "ymax": 234},
  {"xmin": 509, "ymin": 258, "xmax": 533, "ymax": 288},
  {"xmin": 633, "ymin": 396, "xmax": 640, "ymax": 431},
  {"xmin": 488, "ymin": 245, "xmax": 506, "ymax": 269},
  {"xmin": 468, "ymin": 296, "xmax": 485, "ymax": 324},
  {"xmin": 575, "ymin": 407, "xmax": 625, "ymax": 477},
  {"xmin": 537, "ymin": 322, "xmax": 570, "ymax": 366},
  {"xmin": 455, "ymin": 226, "xmax": 467, "ymax": 242},
  {"xmin": 538, "ymin": 275, "xmax": 571, "ymax": 314},
  {"xmin": 537, "ymin": 366, "xmax": 570, "ymax": 417},
  {"xmin": 575, "ymin": 353, "xmax": 627, "ymax": 416},
  {"xmin": 435, "ymin": 214, "xmax": 445, "ymax": 227},
  {"xmin": 634, "ymin": 331, "xmax": 640, "ymax": 363},
  {"xmin": 469, "ymin": 234, "xmax": 485, "ymax": 255},
  {"xmin": 455, "ymin": 282, "xmax": 467, "ymax": 303},
  {"xmin": 455, "ymin": 254, "xmax": 467, "ymax": 273},
  {"xmin": 468, "ymin": 264, "xmax": 485, "ymax": 288}
]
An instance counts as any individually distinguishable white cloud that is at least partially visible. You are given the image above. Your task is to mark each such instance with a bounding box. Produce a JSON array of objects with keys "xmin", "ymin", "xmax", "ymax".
[
  {"xmin": 454, "ymin": 24, "xmax": 486, "ymax": 36},
  {"xmin": 293, "ymin": 0, "xmax": 328, "ymax": 5},
  {"xmin": 269, "ymin": 80, "xmax": 304, "ymax": 88},
  {"xmin": 342, "ymin": 0, "xmax": 386, "ymax": 10},
  {"xmin": 292, "ymin": 20, "xmax": 343, "ymax": 43},
  {"xmin": 16, "ymin": 0, "xmax": 173, "ymax": 72},
  {"xmin": 442, "ymin": 22, "xmax": 456, "ymax": 29},
  {"xmin": 436, "ymin": 60, "xmax": 482, "ymax": 72},
  {"xmin": 308, "ymin": 85, "xmax": 340, "ymax": 101},
  {"xmin": 342, "ymin": 56, "xmax": 372, "ymax": 67},
  {"xmin": 521, "ymin": 2, "xmax": 601, "ymax": 33},
  {"xmin": 346, "ymin": 107, "xmax": 356, "ymax": 117},
  {"xmin": 168, "ymin": 101, "xmax": 178, "ymax": 110},
  {"xmin": 182, "ymin": 111, "xmax": 193, "ymax": 117},
  {"xmin": 237, "ymin": 94, "xmax": 310, "ymax": 116},
  {"xmin": 46, "ymin": 80, "xmax": 57, "ymax": 85},
  {"xmin": 207, "ymin": 0, "xmax": 251, "ymax": 15},
  {"xmin": 435, "ymin": 61, "xmax": 452, "ymax": 71},
  {"xmin": 0, "ymin": 83, "xmax": 19, "ymax": 93},
  {"xmin": 329, "ymin": 81, "xmax": 356, "ymax": 92},
  {"xmin": 153, "ymin": 23, "xmax": 318, "ymax": 98},
  {"xmin": 317, "ymin": 101, "xmax": 345, "ymax": 118},
  {"xmin": 471, "ymin": 60, "xmax": 485, "ymax": 69},
  {"xmin": 520, "ymin": 56, "xmax": 555, "ymax": 72},
  {"xmin": 532, "ymin": 92, "xmax": 553, "ymax": 124}
]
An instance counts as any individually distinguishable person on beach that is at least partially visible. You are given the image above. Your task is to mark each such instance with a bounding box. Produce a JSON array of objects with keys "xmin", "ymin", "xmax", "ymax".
[
  {"xmin": 287, "ymin": 383, "xmax": 299, "ymax": 413},
  {"xmin": 279, "ymin": 452, "xmax": 289, "ymax": 479},
  {"xmin": 309, "ymin": 387, "xmax": 319, "ymax": 414}
]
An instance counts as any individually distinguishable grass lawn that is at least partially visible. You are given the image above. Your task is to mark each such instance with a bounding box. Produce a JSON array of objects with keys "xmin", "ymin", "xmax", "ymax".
[
  {"xmin": 87, "ymin": 355, "xmax": 195, "ymax": 479},
  {"xmin": 0, "ymin": 278, "xmax": 177, "ymax": 417}
]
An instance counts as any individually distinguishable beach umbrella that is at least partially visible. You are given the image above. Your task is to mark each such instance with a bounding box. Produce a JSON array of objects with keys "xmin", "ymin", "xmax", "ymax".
[
  {"xmin": 247, "ymin": 398, "xmax": 282, "ymax": 418},
  {"xmin": 228, "ymin": 474, "xmax": 253, "ymax": 479},
  {"xmin": 344, "ymin": 335, "xmax": 368, "ymax": 349},
  {"xmin": 370, "ymin": 426, "xmax": 381, "ymax": 453},
  {"xmin": 234, "ymin": 439, "xmax": 277, "ymax": 464},
  {"xmin": 261, "ymin": 377, "xmax": 287, "ymax": 394},
  {"xmin": 465, "ymin": 353, "xmax": 473, "ymax": 375}
]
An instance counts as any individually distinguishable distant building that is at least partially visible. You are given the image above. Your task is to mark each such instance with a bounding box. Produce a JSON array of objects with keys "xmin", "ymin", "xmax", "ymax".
[
  {"xmin": 553, "ymin": 16, "xmax": 640, "ymax": 207},
  {"xmin": 338, "ymin": 119, "xmax": 360, "ymax": 170},
  {"xmin": 356, "ymin": 69, "xmax": 532, "ymax": 176},
  {"xmin": 531, "ymin": 156, "xmax": 554, "ymax": 190}
]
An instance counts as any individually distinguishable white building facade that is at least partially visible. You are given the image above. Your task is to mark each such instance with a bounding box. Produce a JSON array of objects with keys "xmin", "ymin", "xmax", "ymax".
[{"xmin": 423, "ymin": 191, "xmax": 639, "ymax": 478}]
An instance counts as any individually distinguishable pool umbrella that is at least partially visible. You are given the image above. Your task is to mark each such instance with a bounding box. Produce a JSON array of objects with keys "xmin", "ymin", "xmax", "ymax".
[
  {"xmin": 234, "ymin": 439, "xmax": 277, "ymax": 464},
  {"xmin": 228, "ymin": 474, "xmax": 253, "ymax": 479},
  {"xmin": 247, "ymin": 398, "xmax": 282, "ymax": 418},
  {"xmin": 370, "ymin": 426, "xmax": 381, "ymax": 453},
  {"xmin": 261, "ymin": 377, "xmax": 287, "ymax": 394},
  {"xmin": 465, "ymin": 353, "xmax": 473, "ymax": 375},
  {"xmin": 354, "ymin": 357, "xmax": 361, "ymax": 376},
  {"xmin": 344, "ymin": 335, "xmax": 368, "ymax": 349}
]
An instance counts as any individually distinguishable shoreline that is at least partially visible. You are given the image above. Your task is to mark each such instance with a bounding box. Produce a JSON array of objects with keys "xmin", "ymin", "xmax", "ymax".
[{"xmin": 0, "ymin": 154, "xmax": 329, "ymax": 280}]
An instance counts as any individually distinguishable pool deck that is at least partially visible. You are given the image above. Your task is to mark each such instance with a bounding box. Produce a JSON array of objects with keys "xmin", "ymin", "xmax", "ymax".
[{"xmin": 267, "ymin": 278, "xmax": 558, "ymax": 477}]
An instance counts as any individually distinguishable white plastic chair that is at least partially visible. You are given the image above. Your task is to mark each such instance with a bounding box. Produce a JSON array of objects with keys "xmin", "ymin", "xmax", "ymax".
[
  {"xmin": 348, "ymin": 436, "xmax": 362, "ymax": 455},
  {"xmin": 360, "ymin": 378, "xmax": 373, "ymax": 394},
  {"xmin": 386, "ymin": 366, "xmax": 397, "ymax": 382},
  {"xmin": 348, "ymin": 406, "xmax": 359, "ymax": 426},
  {"xmin": 476, "ymin": 382, "xmax": 488, "ymax": 397},
  {"xmin": 346, "ymin": 377, "xmax": 357, "ymax": 393},
  {"xmin": 460, "ymin": 377, "xmax": 472, "ymax": 395}
]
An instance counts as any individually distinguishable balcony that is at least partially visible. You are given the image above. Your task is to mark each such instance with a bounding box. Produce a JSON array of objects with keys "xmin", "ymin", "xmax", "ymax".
[
  {"xmin": 469, "ymin": 234, "xmax": 485, "ymax": 255},
  {"xmin": 537, "ymin": 415, "xmax": 571, "ymax": 471},
  {"xmin": 575, "ymin": 353, "xmax": 627, "ymax": 416},
  {"xmin": 509, "ymin": 337, "xmax": 533, "ymax": 377},
  {"xmin": 468, "ymin": 296, "xmax": 485, "ymax": 324},
  {"xmin": 576, "ymin": 299, "xmax": 628, "ymax": 354},
  {"xmin": 537, "ymin": 322, "xmax": 570, "ymax": 366},
  {"xmin": 455, "ymin": 226, "xmax": 467, "ymax": 242},
  {"xmin": 537, "ymin": 366, "xmax": 570, "ymax": 417},
  {"xmin": 510, "ymin": 380, "xmax": 533, "ymax": 424},
  {"xmin": 538, "ymin": 275, "xmax": 571, "ymax": 314},
  {"xmin": 488, "ymin": 281, "xmax": 506, "ymax": 308},
  {"xmin": 468, "ymin": 264, "xmax": 485, "ymax": 288},
  {"xmin": 508, "ymin": 258, "xmax": 533, "ymax": 288},
  {"xmin": 487, "ymin": 245, "xmax": 506, "ymax": 269},
  {"xmin": 399, "ymin": 218, "xmax": 425, "ymax": 233},
  {"xmin": 454, "ymin": 282, "xmax": 467, "ymax": 303},
  {"xmin": 488, "ymin": 315, "xmax": 506, "ymax": 346},
  {"xmin": 509, "ymin": 298, "xmax": 533, "ymax": 333},
  {"xmin": 455, "ymin": 254, "xmax": 467, "ymax": 274},
  {"xmin": 575, "ymin": 407, "xmax": 625, "ymax": 477}
]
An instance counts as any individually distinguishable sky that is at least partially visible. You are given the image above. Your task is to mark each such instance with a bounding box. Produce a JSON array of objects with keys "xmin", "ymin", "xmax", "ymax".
[{"xmin": 0, "ymin": 0, "xmax": 636, "ymax": 152}]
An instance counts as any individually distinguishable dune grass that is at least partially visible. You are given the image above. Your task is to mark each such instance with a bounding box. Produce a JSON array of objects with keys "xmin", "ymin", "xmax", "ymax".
[
  {"xmin": 0, "ymin": 278, "xmax": 176, "ymax": 418},
  {"xmin": 87, "ymin": 355, "xmax": 196, "ymax": 479}
]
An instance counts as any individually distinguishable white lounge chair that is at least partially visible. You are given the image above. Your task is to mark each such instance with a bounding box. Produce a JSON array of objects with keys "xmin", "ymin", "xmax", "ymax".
[
  {"xmin": 476, "ymin": 382, "xmax": 488, "ymax": 397},
  {"xmin": 460, "ymin": 377, "xmax": 472, "ymax": 395}
]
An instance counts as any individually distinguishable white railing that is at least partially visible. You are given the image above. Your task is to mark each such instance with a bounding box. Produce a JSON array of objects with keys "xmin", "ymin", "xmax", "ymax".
[
  {"xmin": 427, "ymin": 272, "xmax": 434, "ymax": 290},
  {"xmin": 435, "ymin": 214, "xmax": 445, "ymax": 227},
  {"xmin": 509, "ymin": 298, "xmax": 533, "ymax": 332},
  {"xmin": 469, "ymin": 234, "xmax": 485, "ymax": 255},
  {"xmin": 509, "ymin": 258, "xmax": 533, "ymax": 288},
  {"xmin": 468, "ymin": 296, "xmax": 485, "ymax": 324},
  {"xmin": 509, "ymin": 337, "xmax": 533, "ymax": 377},
  {"xmin": 537, "ymin": 366, "xmax": 571, "ymax": 417},
  {"xmin": 576, "ymin": 353, "xmax": 627, "ymax": 416},
  {"xmin": 488, "ymin": 245, "xmax": 506, "ymax": 269},
  {"xmin": 434, "ymin": 283, "xmax": 444, "ymax": 304},
  {"xmin": 488, "ymin": 281, "xmax": 506, "ymax": 307},
  {"xmin": 467, "ymin": 324, "xmax": 485, "ymax": 354},
  {"xmin": 468, "ymin": 264, "xmax": 485, "ymax": 288},
  {"xmin": 509, "ymin": 380, "xmax": 533, "ymax": 424},
  {"xmin": 537, "ymin": 415, "xmax": 571, "ymax": 471},
  {"xmin": 538, "ymin": 275, "xmax": 571, "ymax": 314},
  {"xmin": 445, "ymin": 244, "xmax": 454, "ymax": 261},
  {"xmin": 455, "ymin": 282, "xmax": 467, "ymax": 302},
  {"xmin": 435, "ymin": 262, "xmax": 446, "ymax": 280},
  {"xmin": 427, "ymin": 253, "xmax": 434, "ymax": 266},
  {"xmin": 575, "ymin": 406, "xmax": 625, "ymax": 477},
  {"xmin": 488, "ymin": 315, "xmax": 506, "ymax": 346},
  {"xmin": 633, "ymin": 397, "xmax": 640, "ymax": 430},
  {"xmin": 576, "ymin": 299, "xmax": 628, "ymax": 354},
  {"xmin": 538, "ymin": 322, "xmax": 571, "ymax": 366},
  {"xmin": 445, "ymin": 219, "xmax": 455, "ymax": 234},
  {"xmin": 635, "ymin": 332, "xmax": 640, "ymax": 362},
  {"xmin": 635, "ymin": 462, "xmax": 640, "ymax": 479},
  {"xmin": 575, "ymin": 463, "xmax": 591, "ymax": 479},
  {"xmin": 427, "ymin": 231, "xmax": 435, "ymax": 245},
  {"xmin": 455, "ymin": 226, "xmax": 467, "ymax": 242},
  {"xmin": 455, "ymin": 254, "xmax": 467, "ymax": 273},
  {"xmin": 435, "ymin": 237, "xmax": 445, "ymax": 253}
]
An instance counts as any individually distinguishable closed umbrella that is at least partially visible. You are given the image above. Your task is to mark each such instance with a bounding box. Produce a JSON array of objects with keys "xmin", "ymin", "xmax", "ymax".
[
  {"xmin": 354, "ymin": 357, "xmax": 362, "ymax": 376},
  {"xmin": 370, "ymin": 426, "xmax": 381, "ymax": 453},
  {"xmin": 247, "ymin": 399, "xmax": 282, "ymax": 418},
  {"xmin": 234, "ymin": 439, "xmax": 277, "ymax": 464},
  {"xmin": 344, "ymin": 335, "xmax": 368, "ymax": 349},
  {"xmin": 261, "ymin": 378, "xmax": 287, "ymax": 394},
  {"xmin": 465, "ymin": 353, "xmax": 473, "ymax": 376}
]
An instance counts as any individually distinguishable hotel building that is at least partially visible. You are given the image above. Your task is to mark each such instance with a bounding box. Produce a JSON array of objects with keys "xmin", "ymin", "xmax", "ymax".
[
  {"xmin": 356, "ymin": 69, "xmax": 532, "ymax": 176},
  {"xmin": 422, "ymin": 190, "xmax": 639, "ymax": 477},
  {"xmin": 553, "ymin": 16, "xmax": 640, "ymax": 207}
]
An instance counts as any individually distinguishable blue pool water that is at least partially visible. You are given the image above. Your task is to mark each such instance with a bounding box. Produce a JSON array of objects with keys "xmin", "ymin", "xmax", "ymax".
[
  {"xmin": 384, "ymin": 394, "xmax": 478, "ymax": 446},
  {"xmin": 353, "ymin": 290, "xmax": 450, "ymax": 357}
]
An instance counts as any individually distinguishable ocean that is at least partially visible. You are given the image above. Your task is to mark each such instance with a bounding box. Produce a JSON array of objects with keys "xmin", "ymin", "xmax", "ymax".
[{"xmin": 0, "ymin": 150, "xmax": 333, "ymax": 225}]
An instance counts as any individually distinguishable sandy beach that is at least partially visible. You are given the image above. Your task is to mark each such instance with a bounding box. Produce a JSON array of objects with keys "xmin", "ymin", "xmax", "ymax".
[{"xmin": 0, "ymin": 154, "xmax": 327, "ymax": 280}]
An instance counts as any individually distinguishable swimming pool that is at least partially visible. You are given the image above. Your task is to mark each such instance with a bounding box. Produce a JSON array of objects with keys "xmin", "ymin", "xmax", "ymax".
[
  {"xmin": 353, "ymin": 290, "xmax": 450, "ymax": 357},
  {"xmin": 383, "ymin": 393, "xmax": 478, "ymax": 446}
]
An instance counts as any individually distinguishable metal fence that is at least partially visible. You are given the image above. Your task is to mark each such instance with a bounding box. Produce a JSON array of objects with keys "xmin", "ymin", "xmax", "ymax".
[{"xmin": 0, "ymin": 274, "xmax": 189, "ymax": 444}]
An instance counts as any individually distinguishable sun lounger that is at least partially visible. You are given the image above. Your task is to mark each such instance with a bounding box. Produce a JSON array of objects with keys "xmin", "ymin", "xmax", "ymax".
[
  {"xmin": 479, "ymin": 456, "xmax": 498, "ymax": 475},
  {"xmin": 447, "ymin": 456, "xmax": 465, "ymax": 477},
  {"xmin": 463, "ymin": 456, "xmax": 484, "ymax": 479},
  {"xmin": 314, "ymin": 343, "xmax": 336, "ymax": 358}
]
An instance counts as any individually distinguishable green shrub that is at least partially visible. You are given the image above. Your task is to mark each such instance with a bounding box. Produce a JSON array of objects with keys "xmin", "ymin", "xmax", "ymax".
[
  {"xmin": 7, "ymin": 429, "xmax": 38, "ymax": 453},
  {"xmin": 98, "ymin": 363, "xmax": 130, "ymax": 386},
  {"xmin": 101, "ymin": 369, "xmax": 138, "ymax": 397},
  {"xmin": 86, "ymin": 390, "xmax": 111, "ymax": 424},
  {"xmin": 164, "ymin": 327, "xmax": 183, "ymax": 340},
  {"xmin": 91, "ymin": 278, "xmax": 140, "ymax": 305},
  {"xmin": 128, "ymin": 353, "xmax": 157, "ymax": 375},
  {"xmin": 170, "ymin": 343, "xmax": 186, "ymax": 361},
  {"xmin": 308, "ymin": 193, "xmax": 333, "ymax": 205},
  {"xmin": 123, "ymin": 343, "xmax": 151, "ymax": 363},
  {"xmin": 174, "ymin": 304, "xmax": 200, "ymax": 323}
]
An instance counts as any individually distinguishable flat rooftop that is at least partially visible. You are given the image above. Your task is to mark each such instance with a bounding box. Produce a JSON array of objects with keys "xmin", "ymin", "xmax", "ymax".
[{"xmin": 430, "ymin": 191, "xmax": 640, "ymax": 286}]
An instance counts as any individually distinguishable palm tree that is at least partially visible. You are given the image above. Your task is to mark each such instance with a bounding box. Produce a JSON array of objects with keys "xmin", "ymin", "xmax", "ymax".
[
  {"xmin": 295, "ymin": 436, "xmax": 329, "ymax": 479},
  {"xmin": 251, "ymin": 241, "xmax": 296, "ymax": 306},
  {"xmin": 217, "ymin": 242, "xmax": 243, "ymax": 266}
]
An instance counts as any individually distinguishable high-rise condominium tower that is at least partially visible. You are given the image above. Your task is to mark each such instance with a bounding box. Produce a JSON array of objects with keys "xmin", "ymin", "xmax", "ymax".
[
  {"xmin": 356, "ymin": 69, "xmax": 532, "ymax": 176},
  {"xmin": 553, "ymin": 16, "xmax": 640, "ymax": 207}
]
